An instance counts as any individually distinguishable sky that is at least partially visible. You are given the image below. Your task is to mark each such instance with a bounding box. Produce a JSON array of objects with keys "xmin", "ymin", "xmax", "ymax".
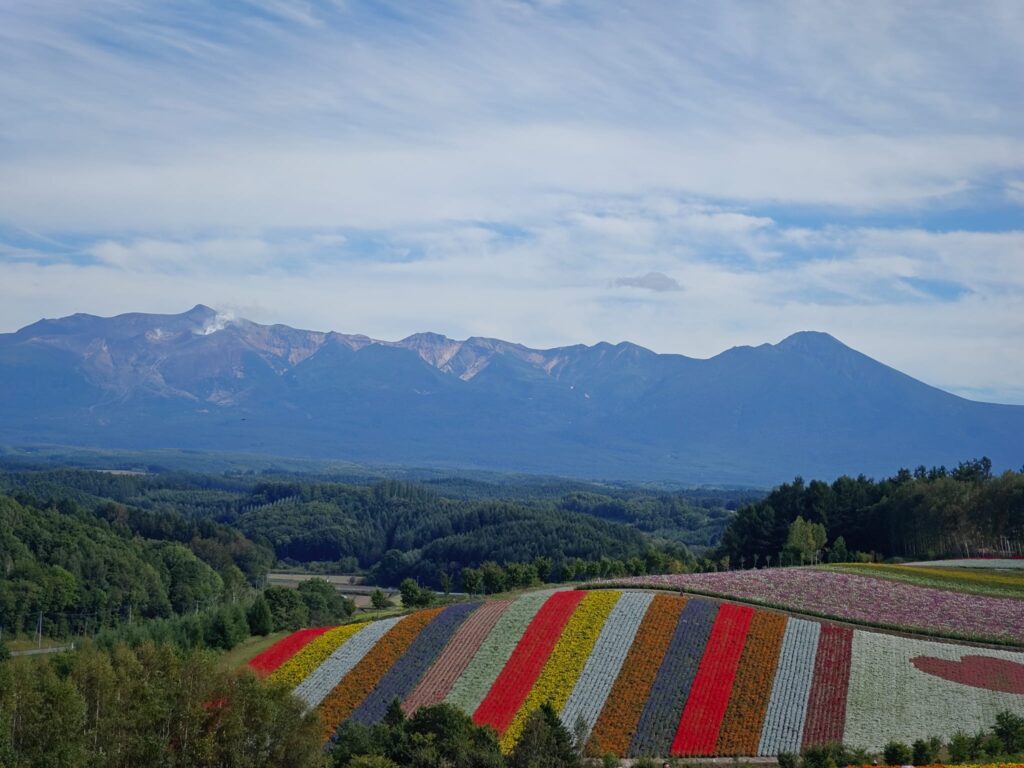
[{"xmin": 1, "ymin": 1, "xmax": 1022, "ymax": 403}]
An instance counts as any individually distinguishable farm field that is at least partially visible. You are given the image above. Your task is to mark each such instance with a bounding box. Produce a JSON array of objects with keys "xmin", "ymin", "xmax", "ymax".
[
  {"xmin": 613, "ymin": 569, "xmax": 1024, "ymax": 645},
  {"xmin": 907, "ymin": 559, "xmax": 1024, "ymax": 570},
  {"xmin": 823, "ymin": 563, "xmax": 1024, "ymax": 599},
  {"xmin": 246, "ymin": 589, "xmax": 1024, "ymax": 758}
]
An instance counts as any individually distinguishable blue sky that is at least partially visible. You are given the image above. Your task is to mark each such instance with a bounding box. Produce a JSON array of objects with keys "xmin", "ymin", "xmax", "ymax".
[{"xmin": 0, "ymin": 1, "xmax": 1022, "ymax": 402}]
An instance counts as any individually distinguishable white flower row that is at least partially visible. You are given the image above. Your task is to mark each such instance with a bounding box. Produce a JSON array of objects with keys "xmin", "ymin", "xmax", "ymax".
[
  {"xmin": 758, "ymin": 618, "xmax": 820, "ymax": 756},
  {"xmin": 293, "ymin": 616, "xmax": 403, "ymax": 709},
  {"xmin": 560, "ymin": 591, "xmax": 654, "ymax": 739}
]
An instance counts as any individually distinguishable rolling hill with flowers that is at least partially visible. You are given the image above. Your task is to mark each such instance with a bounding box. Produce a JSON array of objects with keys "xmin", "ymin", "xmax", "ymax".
[{"xmin": 246, "ymin": 588, "xmax": 1024, "ymax": 759}]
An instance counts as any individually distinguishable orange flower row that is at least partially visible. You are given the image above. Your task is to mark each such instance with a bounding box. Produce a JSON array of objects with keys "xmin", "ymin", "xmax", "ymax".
[
  {"xmin": 715, "ymin": 610, "xmax": 787, "ymax": 756},
  {"xmin": 587, "ymin": 594, "xmax": 686, "ymax": 757},
  {"xmin": 319, "ymin": 607, "xmax": 445, "ymax": 741}
]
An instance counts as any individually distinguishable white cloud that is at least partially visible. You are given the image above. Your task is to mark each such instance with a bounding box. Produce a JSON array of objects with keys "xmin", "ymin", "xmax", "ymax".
[
  {"xmin": 0, "ymin": 3, "xmax": 1022, "ymax": 232},
  {"xmin": 88, "ymin": 237, "xmax": 279, "ymax": 272}
]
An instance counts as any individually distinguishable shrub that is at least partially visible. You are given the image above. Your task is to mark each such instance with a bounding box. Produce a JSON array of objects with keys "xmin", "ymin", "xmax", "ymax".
[
  {"xmin": 203, "ymin": 604, "xmax": 250, "ymax": 649},
  {"xmin": 407, "ymin": 703, "xmax": 504, "ymax": 768},
  {"xmin": 264, "ymin": 586, "xmax": 309, "ymax": 631},
  {"xmin": 911, "ymin": 738, "xmax": 936, "ymax": 766},
  {"xmin": 508, "ymin": 702, "xmax": 580, "ymax": 768},
  {"xmin": 948, "ymin": 731, "xmax": 972, "ymax": 763},
  {"xmin": 994, "ymin": 710, "xmax": 1024, "ymax": 753},
  {"xmin": 848, "ymin": 747, "xmax": 872, "ymax": 765},
  {"xmin": 777, "ymin": 752, "xmax": 800, "ymax": 768},
  {"xmin": 329, "ymin": 721, "xmax": 376, "ymax": 767},
  {"xmin": 883, "ymin": 740, "xmax": 912, "ymax": 765},
  {"xmin": 601, "ymin": 754, "xmax": 620, "ymax": 768},
  {"xmin": 968, "ymin": 731, "xmax": 988, "ymax": 760},
  {"xmin": 247, "ymin": 594, "xmax": 273, "ymax": 635},
  {"xmin": 982, "ymin": 733, "xmax": 1004, "ymax": 757},
  {"xmin": 399, "ymin": 578, "xmax": 433, "ymax": 608},
  {"xmin": 804, "ymin": 743, "xmax": 848, "ymax": 768},
  {"xmin": 298, "ymin": 578, "xmax": 354, "ymax": 624}
]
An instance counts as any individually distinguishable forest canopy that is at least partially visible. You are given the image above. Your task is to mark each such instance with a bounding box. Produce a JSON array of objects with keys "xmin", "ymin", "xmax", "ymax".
[{"xmin": 717, "ymin": 459, "xmax": 1024, "ymax": 565}]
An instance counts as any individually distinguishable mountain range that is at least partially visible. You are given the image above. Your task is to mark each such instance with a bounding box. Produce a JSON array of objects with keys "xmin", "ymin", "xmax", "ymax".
[{"xmin": 1, "ymin": 304, "xmax": 1021, "ymax": 485}]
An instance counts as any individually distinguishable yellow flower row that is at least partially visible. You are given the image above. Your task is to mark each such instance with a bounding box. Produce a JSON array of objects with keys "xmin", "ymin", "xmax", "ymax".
[
  {"xmin": 270, "ymin": 621, "xmax": 370, "ymax": 688},
  {"xmin": 499, "ymin": 591, "xmax": 621, "ymax": 752}
]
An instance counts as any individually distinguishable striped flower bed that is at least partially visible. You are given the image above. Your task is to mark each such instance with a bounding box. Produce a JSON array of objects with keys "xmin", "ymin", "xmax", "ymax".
[
  {"xmin": 403, "ymin": 599, "xmax": 512, "ymax": 715},
  {"xmin": 500, "ymin": 590, "xmax": 620, "ymax": 751},
  {"xmin": 758, "ymin": 619, "xmax": 820, "ymax": 755},
  {"xmin": 559, "ymin": 591, "xmax": 653, "ymax": 741},
  {"xmin": 473, "ymin": 590, "xmax": 586, "ymax": 735},
  {"xmin": 801, "ymin": 624, "xmax": 853, "ymax": 749},
  {"xmin": 349, "ymin": 602, "xmax": 479, "ymax": 726},
  {"xmin": 444, "ymin": 591, "xmax": 550, "ymax": 712},
  {"xmin": 323, "ymin": 607, "xmax": 445, "ymax": 741},
  {"xmin": 258, "ymin": 589, "xmax": 1024, "ymax": 758},
  {"xmin": 247, "ymin": 626, "xmax": 333, "ymax": 676},
  {"xmin": 672, "ymin": 603, "xmax": 754, "ymax": 755},
  {"xmin": 630, "ymin": 598, "xmax": 717, "ymax": 757},
  {"xmin": 293, "ymin": 616, "xmax": 403, "ymax": 709},
  {"xmin": 270, "ymin": 622, "xmax": 369, "ymax": 688},
  {"xmin": 716, "ymin": 610, "xmax": 787, "ymax": 755},
  {"xmin": 588, "ymin": 594, "xmax": 687, "ymax": 756}
]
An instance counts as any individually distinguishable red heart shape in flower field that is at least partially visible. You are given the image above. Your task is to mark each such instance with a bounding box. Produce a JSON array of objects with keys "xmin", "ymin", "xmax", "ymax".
[{"xmin": 911, "ymin": 655, "xmax": 1024, "ymax": 694}]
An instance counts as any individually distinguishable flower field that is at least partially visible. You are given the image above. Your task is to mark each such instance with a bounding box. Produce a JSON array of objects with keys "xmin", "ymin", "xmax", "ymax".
[
  {"xmin": 612, "ymin": 569, "xmax": 1024, "ymax": 644},
  {"xmin": 908, "ymin": 559, "xmax": 1024, "ymax": 569},
  {"xmin": 825, "ymin": 563, "xmax": 1024, "ymax": 599},
  {"xmin": 251, "ymin": 589, "xmax": 1024, "ymax": 758}
]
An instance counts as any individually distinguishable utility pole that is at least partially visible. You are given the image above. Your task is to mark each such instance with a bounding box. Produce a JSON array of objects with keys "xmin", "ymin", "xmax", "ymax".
[{"xmin": 36, "ymin": 611, "xmax": 43, "ymax": 648}]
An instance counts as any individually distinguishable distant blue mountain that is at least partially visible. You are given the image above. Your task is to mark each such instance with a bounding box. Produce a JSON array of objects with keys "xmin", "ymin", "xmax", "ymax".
[{"xmin": 1, "ymin": 305, "xmax": 1021, "ymax": 485}]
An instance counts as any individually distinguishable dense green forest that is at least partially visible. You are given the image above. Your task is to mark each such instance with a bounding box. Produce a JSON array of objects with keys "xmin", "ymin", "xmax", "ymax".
[
  {"xmin": 234, "ymin": 481, "xmax": 695, "ymax": 586},
  {"xmin": 0, "ymin": 493, "xmax": 269, "ymax": 637},
  {"xmin": 0, "ymin": 466, "xmax": 735, "ymax": 638},
  {"xmin": 0, "ymin": 467, "xmax": 729, "ymax": 591},
  {"xmin": 718, "ymin": 459, "xmax": 1024, "ymax": 565},
  {"xmin": 0, "ymin": 642, "xmax": 324, "ymax": 768}
]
